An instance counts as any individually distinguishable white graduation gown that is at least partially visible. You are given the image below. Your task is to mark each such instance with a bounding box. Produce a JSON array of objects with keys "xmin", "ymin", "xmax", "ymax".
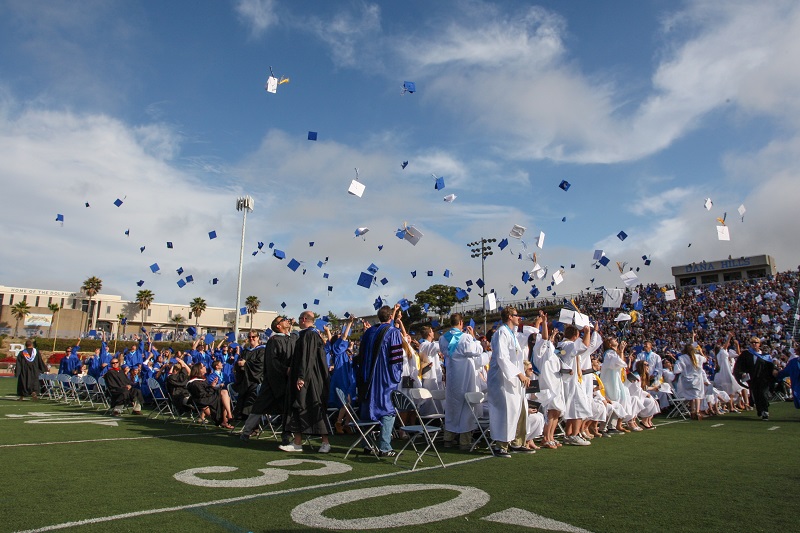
[
  {"xmin": 531, "ymin": 338, "xmax": 565, "ymax": 415},
  {"xmin": 674, "ymin": 353, "xmax": 707, "ymax": 400},
  {"xmin": 488, "ymin": 325, "xmax": 525, "ymax": 443},
  {"xmin": 599, "ymin": 349, "xmax": 633, "ymax": 420},
  {"xmin": 558, "ymin": 339, "xmax": 593, "ymax": 420},
  {"xmin": 712, "ymin": 348, "xmax": 744, "ymax": 396},
  {"xmin": 440, "ymin": 330, "xmax": 488, "ymax": 434}
]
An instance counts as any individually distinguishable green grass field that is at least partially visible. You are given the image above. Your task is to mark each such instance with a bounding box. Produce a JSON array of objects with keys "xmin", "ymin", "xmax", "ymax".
[{"xmin": 1, "ymin": 377, "xmax": 798, "ymax": 533}]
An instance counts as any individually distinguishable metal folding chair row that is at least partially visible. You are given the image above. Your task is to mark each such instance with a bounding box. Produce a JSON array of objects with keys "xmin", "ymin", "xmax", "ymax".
[
  {"xmin": 465, "ymin": 391, "xmax": 495, "ymax": 456},
  {"xmin": 391, "ymin": 390, "xmax": 445, "ymax": 471},
  {"xmin": 336, "ymin": 388, "xmax": 382, "ymax": 460}
]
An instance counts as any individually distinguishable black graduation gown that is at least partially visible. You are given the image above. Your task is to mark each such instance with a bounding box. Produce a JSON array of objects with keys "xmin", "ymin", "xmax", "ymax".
[
  {"xmin": 251, "ymin": 333, "xmax": 295, "ymax": 415},
  {"xmin": 233, "ymin": 344, "xmax": 266, "ymax": 417},
  {"xmin": 104, "ymin": 368, "xmax": 144, "ymax": 407},
  {"xmin": 16, "ymin": 349, "xmax": 47, "ymax": 397},
  {"xmin": 284, "ymin": 328, "xmax": 330, "ymax": 435},
  {"xmin": 187, "ymin": 378, "xmax": 224, "ymax": 424},
  {"xmin": 166, "ymin": 371, "xmax": 191, "ymax": 408}
]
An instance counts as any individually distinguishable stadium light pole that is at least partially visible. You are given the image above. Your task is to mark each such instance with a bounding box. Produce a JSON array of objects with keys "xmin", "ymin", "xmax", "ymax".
[
  {"xmin": 234, "ymin": 196, "xmax": 254, "ymax": 342},
  {"xmin": 467, "ymin": 238, "xmax": 496, "ymax": 334}
]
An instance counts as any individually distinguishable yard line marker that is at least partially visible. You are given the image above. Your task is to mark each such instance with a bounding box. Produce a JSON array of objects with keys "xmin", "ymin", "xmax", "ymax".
[
  {"xmin": 0, "ymin": 433, "xmax": 201, "ymax": 448},
  {"xmin": 711, "ymin": 424, "xmax": 724, "ymax": 428},
  {"xmin": 652, "ymin": 420, "xmax": 684, "ymax": 428},
  {"xmin": 15, "ymin": 456, "xmax": 493, "ymax": 533},
  {"xmin": 767, "ymin": 426, "xmax": 779, "ymax": 431}
]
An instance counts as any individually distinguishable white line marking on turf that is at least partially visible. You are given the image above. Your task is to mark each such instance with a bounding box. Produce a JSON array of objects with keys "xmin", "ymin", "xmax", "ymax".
[
  {"xmin": 15, "ymin": 456, "xmax": 493, "ymax": 533},
  {"xmin": 711, "ymin": 424, "xmax": 724, "ymax": 428},
  {"xmin": 768, "ymin": 426, "xmax": 779, "ymax": 431},
  {"xmin": 0, "ymin": 433, "xmax": 201, "ymax": 448},
  {"xmin": 482, "ymin": 507, "xmax": 594, "ymax": 533},
  {"xmin": 652, "ymin": 420, "xmax": 684, "ymax": 427}
]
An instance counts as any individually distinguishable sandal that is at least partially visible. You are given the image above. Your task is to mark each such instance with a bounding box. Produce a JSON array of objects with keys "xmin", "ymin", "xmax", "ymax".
[
  {"xmin": 220, "ymin": 423, "xmax": 235, "ymax": 430},
  {"xmin": 542, "ymin": 441, "xmax": 558, "ymax": 449}
]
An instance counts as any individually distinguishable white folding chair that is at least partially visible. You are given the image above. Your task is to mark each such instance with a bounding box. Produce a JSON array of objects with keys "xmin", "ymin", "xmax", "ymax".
[
  {"xmin": 336, "ymin": 388, "xmax": 382, "ymax": 460},
  {"xmin": 391, "ymin": 390, "xmax": 445, "ymax": 470},
  {"xmin": 666, "ymin": 395, "xmax": 691, "ymax": 420},
  {"xmin": 407, "ymin": 388, "xmax": 445, "ymax": 428},
  {"xmin": 57, "ymin": 374, "xmax": 78, "ymax": 404},
  {"xmin": 464, "ymin": 391, "xmax": 495, "ymax": 456},
  {"xmin": 82, "ymin": 375, "xmax": 108, "ymax": 409}
]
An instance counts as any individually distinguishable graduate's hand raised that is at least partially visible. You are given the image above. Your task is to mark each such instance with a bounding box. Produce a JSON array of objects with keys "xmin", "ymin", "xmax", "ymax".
[{"xmin": 464, "ymin": 325, "xmax": 475, "ymax": 337}]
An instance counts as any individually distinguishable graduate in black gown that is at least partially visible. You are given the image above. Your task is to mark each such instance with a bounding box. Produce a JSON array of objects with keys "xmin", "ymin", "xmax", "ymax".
[
  {"xmin": 187, "ymin": 363, "xmax": 235, "ymax": 428},
  {"xmin": 16, "ymin": 340, "xmax": 47, "ymax": 400},
  {"xmin": 240, "ymin": 315, "xmax": 296, "ymax": 443},
  {"xmin": 233, "ymin": 332, "xmax": 266, "ymax": 419},
  {"xmin": 104, "ymin": 357, "xmax": 144, "ymax": 415},
  {"xmin": 280, "ymin": 311, "xmax": 332, "ymax": 453}
]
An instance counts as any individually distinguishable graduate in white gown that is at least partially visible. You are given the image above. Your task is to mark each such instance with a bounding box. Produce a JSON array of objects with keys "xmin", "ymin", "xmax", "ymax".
[
  {"xmin": 673, "ymin": 340, "xmax": 708, "ymax": 420},
  {"xmin": 578, "ymin": 324, "xmax": 603, "ymax": 440},
  {"xmin": 418, "ymin": 325, "xmax": 443, "ymax": 415},
  {"xmin": 531, "ymin": 315, "xmax": 565, "ymax": 449},
  {"xmin": 712, "ymin": 334, "xmax": 745, "ymax": 412},
  {"xmin": 488, "ymin": 307, "xmax": 531, "ymax": 456},
  {"xmin": 558, "ymin": 324, "xmax": 594, "ymax": 445},
  {"xmin": 440, "ymin": 313, "xmax": 488, "ymax": 448},
  {"xmin": 523, "ymin": 360, "xmax": 544, "ymax": 449},
  {"xmin": 599, "ymin": 337, "xmax": 640, "ymax": 433},
  {"xmin": 629, "ymin": 360, "xmax": 660, "ymax": 428}
]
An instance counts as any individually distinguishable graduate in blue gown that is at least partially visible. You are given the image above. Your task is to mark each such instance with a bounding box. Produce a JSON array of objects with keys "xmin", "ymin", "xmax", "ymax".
[
  {"xmin": 354, "ymin": 305, "xmax": 403, "ymax": 453},
  {"xmin": 59, "ymin": 339, "xmax": 83, "ymax": 375}
]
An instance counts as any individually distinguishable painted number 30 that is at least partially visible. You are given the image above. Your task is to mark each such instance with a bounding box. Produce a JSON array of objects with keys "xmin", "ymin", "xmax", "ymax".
[{"xmin": 173, "ymin": 459, "xmax": 351, "ymax": 488}]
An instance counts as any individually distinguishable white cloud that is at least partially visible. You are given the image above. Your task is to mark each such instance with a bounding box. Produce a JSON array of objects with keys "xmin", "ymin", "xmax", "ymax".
[
  {"xmin": 303, "ymin": 4, "xmax": 382, "ymax": 68},
  {"xmin": 235, "ymin": 0, "xmax": 279, "ymax": 38}
]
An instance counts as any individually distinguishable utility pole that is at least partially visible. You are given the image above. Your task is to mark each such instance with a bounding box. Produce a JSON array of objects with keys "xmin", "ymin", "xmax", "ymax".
[
  {"xmin": 467, "ymin": 238, "xmax": 496, "ymax": 334},
  {"xmin": 234, "ymin": 195, "xmax": 254, "ymax": 342}
]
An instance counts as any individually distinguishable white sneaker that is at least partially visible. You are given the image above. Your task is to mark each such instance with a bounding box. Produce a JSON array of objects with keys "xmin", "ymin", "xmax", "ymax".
[
  {"xmin": 278, "ymin": 443, "xmax": 303, "ymax": 452},
  {"xmin": 573, "ymin": 436, "xmax": 591, "ymax": 446},
  {"xmin": 319, "ymin": 442, "xmax": 331, "ymax": 453}
]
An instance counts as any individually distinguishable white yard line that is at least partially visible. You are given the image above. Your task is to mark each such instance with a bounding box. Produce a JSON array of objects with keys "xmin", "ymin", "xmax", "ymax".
[
  {"xmin": 711, "ymin": 423, "xmax": 724, "ymax": 428},
  {"xmin": 767, "ymin": 426, "xmax": 780, "ymax": 431},
  {"xmin": 15, "ymin": 456, "xmax": 493, "ymax": 533}
]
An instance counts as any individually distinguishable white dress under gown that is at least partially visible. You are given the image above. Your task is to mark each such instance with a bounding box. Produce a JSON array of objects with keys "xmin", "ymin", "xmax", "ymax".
[
  {"xmin": 673, "ymin": 353, "xmax": 707, "ymax": 401},
  {"xmin": 440, "ymin": 329, "xmax": 488, "ymax": 434},
  {"xmin": 531, "ymin": 337, "xmax": 565, "ymax": 415}
]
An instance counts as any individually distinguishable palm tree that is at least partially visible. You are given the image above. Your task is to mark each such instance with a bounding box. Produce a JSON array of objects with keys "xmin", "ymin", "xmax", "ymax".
[
  {"xmin": 189, "ymin": 297, "xmax": 207, "ymax": 332},
  {"xmin": 245, "ymin": 295, "xmax": 260, "ymax": 332},
  {"xmin": 170, "ymin": 314, "xmax": 186, "ymax": 339},
  {"xmin": 47, "ymin": 303, "xmax": 61, "ymax": 338},
  {"xmin": 135, "ymin": 289, "xmax": 154, "ymax": 332},
  {"xmin": 81, "ymin": 276, "xmax": 103, "ymax": 332},
  {"xmin": 11, "ymin": 301, "xmax": 31, "ymax": 337},
  {"xmin": 116, "ymin": 313, "xmax": 127, "ymax": 338}
]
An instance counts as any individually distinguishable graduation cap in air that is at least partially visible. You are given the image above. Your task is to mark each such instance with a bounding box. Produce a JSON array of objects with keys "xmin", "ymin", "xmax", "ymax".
[
  {"xmin": 617, "ymin": 231, "xmax": 628, "ymax": 241},
  {"xmin": 55, "ymin": 214, "xmax": 64, "ymax": 225},
  {"xmin": 402, "ymin": 81, "xmax": 416, "ymax": 94},
  {"xmin": 411, "ymin": 271, "xmax": 417, "ymax": 278},
  {"xmin": 498, "ymin": 238, "xmax": 509, "ymax": 250},
  {"xmin": 423, "ymin": 303, "xmax": 430, "ymax": 313},
  {"xmin": 398, "ymin": 298, "xmax": 411, "ymax": 311},
  {"xmin": 211, "ymin": 278, "xmax": 219, "ymax": 285},
  {"xmin": 432, "ymin": 174, "xmax": 445, "ymax": 190},
  {"xmin": 536, "ymin": 231, "xmax": 545, "ymax": 249},
  {"xmin": 455, "ymin": 288, "xmax": 468, "ymax": 300},
  {"xmin": 704, "ymin": 198, "xmax": 713, "ymax": 211},
  {"xmin": 136, "ymin": 280, "xmax": 145, "ymax": 287},
  {"xmin": 252, "ymin": 251, "xmax": 258, "ymax": 256},
  {"xmin": 208, "ymin": 230, "xmax": 217, "ymax": 240},
  {"xmin": 280, "ymin": 302, "xmax": 287, "ymax": 309},
  {"xmin": 510, "ymin": 224, "xmax": 526, "ymax": 239},
  {"xmin": 308, "ymin": 131, "xmax": 318, "ymax": 141},
  {"xmin": 401, "ymin": 160, "xmax": 409, "ymax": 169},
  {"xmin": 400, "ymin": 224, "xmax": 423, "ymax": 245},
  {"xmin": 373, "ymin": 296, "xmax": 384, "ymax": 310},
  {"xmin": 559, "ymin": 180, "xmax": 571, "ymax": 191},
  {"xmin": 287, "ymin": 259, "xmax": 301, "ymax": 271},
  {"xmin": 149, "ymin": 263, "xmax": 160, "ymax": 274},
  {"xmin": 348, "ymin": 175, "xmax": 366, "ymax": 197},
  {"xmin": 239, "ymin": 307, "xmax": 247, "ymax": 315},
  {"xmin": 124, "ymin": 229, "xmax": 130, "ymax": 236},
  {"xmin": 314, "ymin": 299, "xmax": 320, "ymax": 305},
  {"xmin": 443, "ymin": 269, "xmax": 451, "ymax": 278},
  {"xmin": 187, "ymin": 326, "xmax": 197, "ymax": 337},
  {"xmin": 510, "ymin": 286, "xmax": 519, "ymax": 295},
  {"xmin": 522, "ymin": 271, "xmax": 531, "ymax": 283},
  {"xmin": 185, "ymin": 275, "xmax": 194, "ymax": 283},
  {"xmin": 738, "ymin": 204, "xmax": 746, "ymax": 221},
  {"xmin": 380, "ymin": 277, "xmax": 389, "ymax": 285},
  {"xmin": 327, "ymin": 286, "xmax": 333, "ymax": 292},
  {"xmin": 323, "ymin": 273, "xmax": 329, "ymax": 279},
  {"xmin": 598, "ymin": 256, "xmax": 611, "ymax": 267},
  {"xmin": 357, "ymin": 272, "xmax": 374, "ymax": 289},
  {"xmin": 85, "ymin": 202, "xmax": 90, "ymax": 207},
  {"xmin": 466, "ymin": 280, "xmax": 474, "ymax": 286},
  {"xmin": 355, "ymin": 227, "xmax": 369, "ymax": 238},
  {"xmin": 257, "ymin": 241, "xmax": 265, "ymax": 250},
  {"xmin": 367, "ymin": 263, "xmax": 379, "ymax": 274},
  {"xmin": 427, "ymin": 271, "xmax": 434, "ymax": 277},
  {"xmin": 476, "ymin": 278, "xmax": 485, "ymax": 289},
  {"xmin": 114, "ymin": 198, "xmax": 123, "ymax": 207},
  {"xmin": 273, "ymin": 249, "xmax": 286, "ymax": 260},
  {"xmin": 177, "ymin": 279, "xmax": 186, "ymax": 288},
  {"xmin": 166, "ymin": 242, "xmax": 173, "ymax": 249},
  {"xmin": 140, "ymin": 246, "xmax": 146, "ymax": 253},
  {"xmin": 443, "ymin": 194, "xmax": 457, "ymax": 202}
]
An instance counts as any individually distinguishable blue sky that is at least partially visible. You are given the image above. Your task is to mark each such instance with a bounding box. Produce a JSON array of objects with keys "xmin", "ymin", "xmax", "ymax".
[{"xmin": 2, "ymin": 0, "xmax": 799, "ymax": 318}]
